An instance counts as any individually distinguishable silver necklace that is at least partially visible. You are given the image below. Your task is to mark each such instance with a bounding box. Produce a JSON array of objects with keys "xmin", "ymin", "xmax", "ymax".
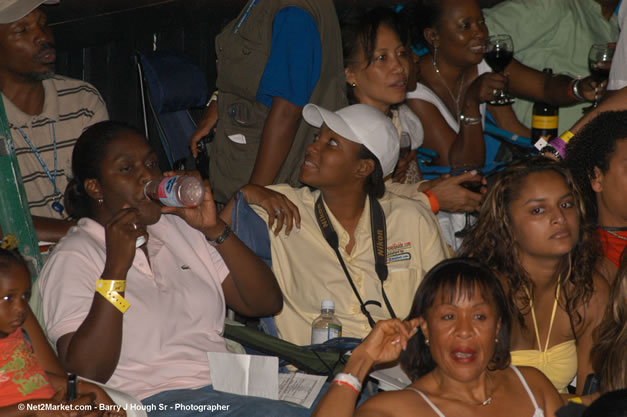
[
  {"xmin": 432, "ymin": 373, "xmax": 494, "ymax": 407},
  {"xmin": 433, "ymin": 58, "xmax": 465, "ymax": 122}
]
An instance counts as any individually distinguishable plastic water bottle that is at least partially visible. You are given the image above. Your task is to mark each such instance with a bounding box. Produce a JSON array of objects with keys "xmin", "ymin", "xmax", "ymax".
[
  {"xmin": 311, "ymin": 300, "xmax": 342, "ymax": 344},
  {"xmin": 144, "ymin": 175, "xmax": 205, "ymax": 207}
]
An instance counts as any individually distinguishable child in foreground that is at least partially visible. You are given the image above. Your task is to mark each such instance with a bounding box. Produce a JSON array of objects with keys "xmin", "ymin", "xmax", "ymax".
[{"xmin": 0, "ymin": 239, "xmax": 125, "ymax": 417}]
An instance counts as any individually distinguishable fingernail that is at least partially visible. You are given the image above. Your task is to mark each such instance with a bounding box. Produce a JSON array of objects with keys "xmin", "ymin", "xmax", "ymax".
[{"xmin": 391, "ymin": 336, "xmax": 401, "ymax": 345}]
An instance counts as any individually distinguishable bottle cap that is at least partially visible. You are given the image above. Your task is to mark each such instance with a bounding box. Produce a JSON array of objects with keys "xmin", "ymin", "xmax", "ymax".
[{"xmin": 321, "ymin": 300, "xmax": 335, "ymax": 310}]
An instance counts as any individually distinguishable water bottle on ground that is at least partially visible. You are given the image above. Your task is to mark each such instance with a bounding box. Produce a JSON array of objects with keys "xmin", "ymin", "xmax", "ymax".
[
  {"xmin": 144, "ymin": 175, "xmax": 205, "ymax": 207},
  {"xmin": 311, "ymin": 300, "xmax": 342, "ymax": 344}
]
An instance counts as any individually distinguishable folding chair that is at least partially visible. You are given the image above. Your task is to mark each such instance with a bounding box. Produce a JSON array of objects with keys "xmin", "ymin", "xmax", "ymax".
[
  {"xmin": 136, "ymin": 50, "xmax": 210, "ymax": 173},
  {"xmin": 418, "ymin": 110, "xmax": 535, "ymax": 179}
]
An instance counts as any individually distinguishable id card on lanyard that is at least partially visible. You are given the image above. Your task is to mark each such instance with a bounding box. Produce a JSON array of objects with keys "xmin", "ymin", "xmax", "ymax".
[{"xmin": 15, "ymin": 124, "xmax": 64, "ymax": 215}]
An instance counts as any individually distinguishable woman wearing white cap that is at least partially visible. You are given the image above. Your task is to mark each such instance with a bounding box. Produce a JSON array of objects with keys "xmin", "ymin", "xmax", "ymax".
[{"xmin": 220, "ymin": 103, "xmax": 449, "ymax": 345}]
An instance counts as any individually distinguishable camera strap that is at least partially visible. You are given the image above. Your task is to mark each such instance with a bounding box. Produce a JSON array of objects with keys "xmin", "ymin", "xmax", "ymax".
[{"xmin": 314, "ymin": 195, "xmax": 397, "ymax": 329}]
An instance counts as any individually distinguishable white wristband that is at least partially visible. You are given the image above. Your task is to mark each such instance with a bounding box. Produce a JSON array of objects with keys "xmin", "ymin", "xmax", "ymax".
[
  {"xmin": 332, "ymin": 372, "xmax": 362, "ymax": 393},
  {"xmin": 206, "ymin": 90, "xmax": 219, "ymax": 107}
]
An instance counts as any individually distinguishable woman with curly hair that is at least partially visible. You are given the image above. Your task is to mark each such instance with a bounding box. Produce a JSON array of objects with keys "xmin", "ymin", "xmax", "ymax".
[
  {"xmin": 566, "ymin": 110, "xmax": 627, "ymax": 274},
  {"xmin": 460, "ymin": 156, "xmax": 610, "ymax": 397}
]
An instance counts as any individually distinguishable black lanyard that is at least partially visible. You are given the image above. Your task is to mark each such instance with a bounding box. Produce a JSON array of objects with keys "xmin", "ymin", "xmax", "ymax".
[{"xmin": 315, "ymin": 195, "xmax": 397, "ymax": 329}]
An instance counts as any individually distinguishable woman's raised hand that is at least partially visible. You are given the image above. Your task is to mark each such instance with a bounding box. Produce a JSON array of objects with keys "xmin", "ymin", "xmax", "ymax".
[
  {"xmin": 159, "ymin": 171, "xmax": 224, "ymax": 238},
  {"xmin": 357, "ymin": 318, "xmax": 421, "ymax": 366},
  {"xmin": 466, "ymin": 72, "xmax": 507, "ymax": 104},
  {"xmin": 241, "ymin": 184, "xmax": 301, "ymax": 236},
  {"xmin": 578, "ymin": 75, "xmax": 608, "ymax": 102},
  {"xmin": 102, "ymin": 207, "xmax": 145, "ymax": 279}
]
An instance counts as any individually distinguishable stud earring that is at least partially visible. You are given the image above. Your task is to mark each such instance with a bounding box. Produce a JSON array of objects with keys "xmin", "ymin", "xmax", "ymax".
[
  {"xmin": 351, "ymin": 82, "xmax": 356, "ymax": 88},
  {"xmin": 98, "ymin": 198, "xmax": 103, "ymax": 205},
  {"xmin": 495, "ymin": 338, "xmax": 499, "ymax": 343},
  {"xmin": 425, "ymin": 338, "xmax": 430, "ymax": 346}
]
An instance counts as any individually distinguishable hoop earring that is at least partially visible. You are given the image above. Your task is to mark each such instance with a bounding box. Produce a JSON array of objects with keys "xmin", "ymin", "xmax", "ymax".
[{"xmin": 432, "ymin": 46, "xmax": 439, "ymax": 73}]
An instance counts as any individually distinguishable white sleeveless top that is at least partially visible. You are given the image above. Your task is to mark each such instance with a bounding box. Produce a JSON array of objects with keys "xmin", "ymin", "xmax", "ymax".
[
  {"xmin": 406, "ymin": 60, "xmax": 491, "ymax": 132},
  {"xmin": 406, "ymin": 60, "xmax": 492, "ymax": 251},
  {"xmin": 404, "ymin": 365, "xmax": 544, "ymax": 417}
]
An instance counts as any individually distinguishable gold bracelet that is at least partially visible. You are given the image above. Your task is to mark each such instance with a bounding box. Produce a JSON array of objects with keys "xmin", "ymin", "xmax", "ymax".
[{"xmin": 96, "ymin": 279, "xmax": 130, "ymax": 313}]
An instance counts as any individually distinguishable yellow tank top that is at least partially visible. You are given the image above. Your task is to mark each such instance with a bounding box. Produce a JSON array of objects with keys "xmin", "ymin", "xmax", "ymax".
[{"xmin": 510, "ymin": 280, "xmax": 577, "ymax": 393}]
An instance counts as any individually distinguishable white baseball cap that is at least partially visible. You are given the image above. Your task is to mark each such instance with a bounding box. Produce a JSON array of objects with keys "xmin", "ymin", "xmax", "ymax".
[
  {"xmin": 0, "ymin": 0, "xmax": 46, "ymax": 24},
  {"xmin": 303, "ymin": 103, "xmax": 400, "ymax": 177}
]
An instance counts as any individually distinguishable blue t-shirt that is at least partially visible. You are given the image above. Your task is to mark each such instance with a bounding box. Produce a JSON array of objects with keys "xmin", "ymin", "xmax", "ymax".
[{"xmin": 256, "ymin": 6, "xmax": 322, "ymax": 108}]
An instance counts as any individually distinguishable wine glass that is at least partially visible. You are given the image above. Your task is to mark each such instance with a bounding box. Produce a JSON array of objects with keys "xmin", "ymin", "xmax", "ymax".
[
  {"xmin": 587, "ymin": 43, "xmax": 614, "ymax": 109},
  {"xmin": 485, "ymin": 34, "xmax": 515, "ymax": 105},
  {"xmin": 450, "ymin": 164, "xmax": 483, "ymax": 238}
]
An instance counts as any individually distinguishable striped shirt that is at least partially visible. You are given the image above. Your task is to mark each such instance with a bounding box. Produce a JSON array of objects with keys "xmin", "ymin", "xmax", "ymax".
[{"xmin": 2, "ymin": 76, "xmax": 108, "ymax": 219}]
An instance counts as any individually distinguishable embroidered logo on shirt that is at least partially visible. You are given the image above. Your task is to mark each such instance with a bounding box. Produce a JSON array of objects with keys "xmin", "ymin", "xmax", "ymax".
[{"xmin": 387, "ymin": 241, "xmax": 412, "ymax": 264}]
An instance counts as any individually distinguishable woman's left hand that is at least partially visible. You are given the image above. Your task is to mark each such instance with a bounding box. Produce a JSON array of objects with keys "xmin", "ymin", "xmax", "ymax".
[
  {"xmin": 356, "ymin": 318, "xmax": 421, "ymax": 366},
  {"xmin": 159, "ymin": 171, "xmax": 224, "ymax": 239},
  {"xmin": 579, "ymin": 75, "xmax": 607, "ymax": 102},
  {"xmin": 241, "ymin": 184, "xmax": 301, "ymax": 235}
]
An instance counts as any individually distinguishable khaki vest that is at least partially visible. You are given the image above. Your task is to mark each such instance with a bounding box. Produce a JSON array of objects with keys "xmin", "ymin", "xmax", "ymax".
[{"xmin": 211, "ymin": 0, "xmax": 347, "ymax": 202}]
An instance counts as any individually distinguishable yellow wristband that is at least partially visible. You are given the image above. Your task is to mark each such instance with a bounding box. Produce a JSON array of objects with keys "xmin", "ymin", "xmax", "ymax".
[
  {"xmin": 568, "ymin": 396, "xmax": 583, "ymax": 404},
  {"xmin": 96, "ymin": 279, "xmax": 130, "ymax": 313},
  {"xmin": 560, "ymin": 130, "xmax": 575, "ymax": 144}
]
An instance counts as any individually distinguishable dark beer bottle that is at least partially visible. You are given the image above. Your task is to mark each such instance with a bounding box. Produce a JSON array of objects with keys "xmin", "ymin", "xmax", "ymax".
[{"xmin": 531, "ymin": 68, "xmax": 559, "ymax": 144}]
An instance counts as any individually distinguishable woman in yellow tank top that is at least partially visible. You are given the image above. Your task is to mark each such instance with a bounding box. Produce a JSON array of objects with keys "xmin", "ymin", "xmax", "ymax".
[{"xmin": 461, "ymin": 157, "xmax": 611, "ymax": 396}]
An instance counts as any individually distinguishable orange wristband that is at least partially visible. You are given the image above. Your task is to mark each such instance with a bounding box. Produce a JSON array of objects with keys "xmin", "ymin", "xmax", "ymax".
[
  {"xmin": 332, "ymin": 380, "xmax": 360, "ymax": 394},
  {"xmin": 424, "ymin": 190, "xmax": 440, "ymax": 214}
]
